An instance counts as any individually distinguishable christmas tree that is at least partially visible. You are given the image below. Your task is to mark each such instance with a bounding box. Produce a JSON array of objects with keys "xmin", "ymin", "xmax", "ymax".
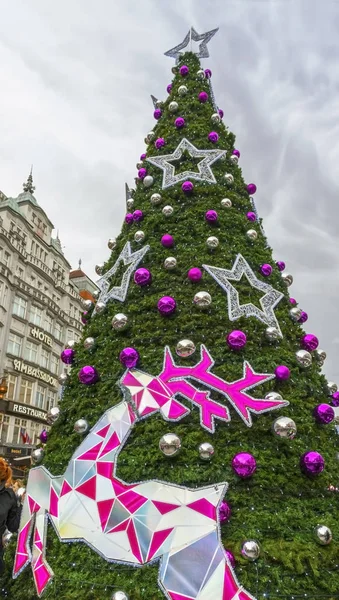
[{"xmin": 6, "ymin": 27, "xmax": 339, "ymax": 600}]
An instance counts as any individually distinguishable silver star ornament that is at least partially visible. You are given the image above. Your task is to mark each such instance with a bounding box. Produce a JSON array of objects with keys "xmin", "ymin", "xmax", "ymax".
[
  {"xmin": 146, "ymin": 138, "xmax": 226, "ymax": 189},
  {"xmin": 164, "ymin": 27, "xmax": 219, "ymax": 60},
  {"xmin": 203, "ymin": 254, "xmax": 284, "ymax": 336}
]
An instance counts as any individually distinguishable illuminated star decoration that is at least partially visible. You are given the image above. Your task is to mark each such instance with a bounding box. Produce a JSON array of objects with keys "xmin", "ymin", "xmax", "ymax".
[
  {"xmin": 164, "ymin": 26, "xmax": 219, "ymax": 60},
  {"xmin": 95, "ymin": 241, "xmax": 150, "ymax": 308},
  {"xmin": 203, "ymin": 254, "xmax": 284, "ymax": 337},
  {"xmin": 146, "ymin": 138, "xmax": 226, "ymax": 189}
]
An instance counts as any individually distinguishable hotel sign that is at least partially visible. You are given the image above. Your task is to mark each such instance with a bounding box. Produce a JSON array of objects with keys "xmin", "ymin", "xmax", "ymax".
[
  {"xmin": 30, "ymin": 327, "xmax": 52, "ymax": 347},
  {"xmin": 13, "ymin": 359, "xmax": 58, "ymax": 388}
]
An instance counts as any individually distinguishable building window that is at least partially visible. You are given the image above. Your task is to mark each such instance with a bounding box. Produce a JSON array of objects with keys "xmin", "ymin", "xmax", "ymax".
[
  {"xmin": 7, "ymin": 374, "xmax": 17, "ymax": 400},
  {"xmin": 50, "ymin": 354, "xmax": 59, "ymax": 375},
  {"xmin": 13, "ymin": 295, "xmax": 27, "ymax": 319},
  {"xmin": 3, "ymin": 251, "xmax": 11, "ymax": 268},
  {"xmin": 40, "ymin": 348, "xmax": 49, "ymax": 370},
  {"xmin": 3, "ymin": 285, "xmax": 8, "ymax": 307},
  {"xmin": 0, "ymin": 415, "xmax": 10, "ymax": 442},
  {"xmin": 54, "ymin": 322, "xmax": 63, "ymax": 342},
  {"xmin": 7, "ymin": 332, "xmax": 22, "ymax": 357},
  {"xmin": 19, "ymin": 379, "xmax": 33, "ymax": 405},
  {"xmin": 46, "ymin": 390, "xmax": 56, "ymax": 412},
  {"xmin": 16, "ymin": 266, "xmax": 24, "ymax": 279},
  {"xmin": 35, "ymin": 385, "xmax": 46, "ymax": 410},
  {"xmin": 30, "ymin": 305, "xmax": 42, "ymax": 326},
  {"xmin": 44, "ymin": 314, "xmax": 53, "ymax": 333},
  {"xmin": 25, "ymin": 340, "xmax": 38, "ymax": 363}
]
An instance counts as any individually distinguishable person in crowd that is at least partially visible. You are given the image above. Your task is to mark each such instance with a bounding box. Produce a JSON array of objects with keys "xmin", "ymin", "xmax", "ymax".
[
  {"xmin": 11, "ymin": 479, "xmax": 25, "ymax": 496},
  {"xmin": 0, "ymin": 458, "xmax": 23, "ymax": 575}
]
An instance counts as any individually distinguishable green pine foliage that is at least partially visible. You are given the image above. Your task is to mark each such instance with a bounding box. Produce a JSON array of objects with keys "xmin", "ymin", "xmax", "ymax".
[{"xmin": 4, "ymin": 52, "xmax": 339, "ymax": 600}]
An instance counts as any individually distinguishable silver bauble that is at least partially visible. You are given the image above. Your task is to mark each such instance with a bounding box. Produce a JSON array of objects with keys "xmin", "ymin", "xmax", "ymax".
[
  {"xmin": 171, "ymin": 66, "xmax": 178, "ymax": 74},
  {"xmin": 315, "ymin": 525, "xmax": 332, "ymax": 545},
  {"xmin": 273, "ymin": 416, "xmax": 297, "ymax": 440},
  {"xmin": 230, "ymin": 154, "xmax": 239, "ymax": 165},
  {"xmin": 155, "ymin": 100, "xmax": 163, "ymax": 109},
  {"xmin": 83, "ymin": 299, "xmax": 93, "ymax": 310},
  {"xmin": 198, "ymin": 442, "xmax": 215, "ymax": 461},
  {"xmin": 95, "ymin": 301, "xmax": 106, "ymax": 314},
  {"xmin": 206, "ymin": 236, "xmax": 219, "ymax": 249},
  {"xmin": 241, "ymin": 540, "xmax": 260, "ymax": 561},
  {"xmin": 193, "ymin": 291, "xmax": 212, "ymax": 309},
  {"xmin": 176, "ymin": 339, "xmax": 196, "ymax": 358},
  {"xmin": 327, "ymin": 381, "xmax": 338, "ymax": 395},
  {"xmin": 112, "ymin": 592, "xmax": 128, "ymax": 600},
  {"xmin": 107, "ymin": 238, "xmax": 116, "ymax": 250},
  {"xmin": 95, "ymin": 263, "xmax": 104, "ymax": 276},
  {"xmin": 2, "ymin": 531, "xmax": 13, "ymax": 548},
  {"xmin": 162, "ymin": 205, "xmax": 174, "ymax": 216},
  {"xmin": 31, "ymin": 448, "xmax": 44, "ymax": 465},
  {"xmin": 74, "ymin": 418, "xmax": 89, "ymax": 434},
  {"xmin": 224, "ymin": 173, "xmax": 234, "ymax": 184},
  {"xmin": 112, "ymin": 313, "xmax": 128, "ymax": 331},
  {"xmin": 126, "ymin": 198, "xmax": 134, "ymax": 210},
  {"xmin": 150, "ymin": 193, "xmax": 162, "ymax": 205},
  {"xmin": 47, "ymin": 406, "xmax": 61, "ymax": 424},
  {"xmin": 265, "ymin": 326, "xmax": 280, "ymax": 341},
  {"xmin": 58, "ymin": 373, "xmax": 68, "ymax": 386},
  {"xmin": 265, "ymin": 391, "xmax": 283, "ymax": 402},
  {"xmin": 92, "ymin": 289, "xmax": 100, "ymax": 300},
  {"xmin": 178, "ymin": 85, "xmax": 188, "ymax": 96},
  {"xmin": 143, "ymin": 175, "xmax": 154, "ymax": 188},
  {"xmin": 290, "ymin": 307, "xmax": 302, "ymax": 321},
  {"xmin": 66, "ymin": 339, "xmax": 76, "ymax": 349},
  {"xmin": 221, "ymin": 198, "xmax": 232, "ymax": 208},
  {"xmin": 159, "ymin": 433, "xmax": 181, "ymax": 456},
  {"xmin": 282, "ymin": 272, "xmax": 293, "ymax": 286},
  {"xmin": 164, "ymin": 256, "xmax": 177, "ymax": 270},
  {"xmin": 84, "ymin": 337, "xmax": 96, "ymax": 350},
  {"xmin": 296, "ymin": 349, "xmax": 312, "ymax": 367},
  {"xmin": 146, "ymin": 131, "xmax": 155, "ymax": 143},
  {"xmin": 168, "ymin": 101, "xmax": 179, "ymax": 113},
  {"xmin": 246, "ymin": 229, "xmax": 258, "ymax": 241},
  {"xmin": 136, "ymin": 161, "xmax": 143, "ymax": 170},
  {"xmin": 315, "ymin": 349, "xmax": 326, "ymax": 362},
  {"xmin": 134, "ymin": 230, "xmax": 145, "ymax": 243},
  {"xmin": 197, "ymin": 69, "xmax": 205, "ymax": 79},
  {"xmin": 211, "ymin": 112, "xmax": 221, "ymax": 124}
]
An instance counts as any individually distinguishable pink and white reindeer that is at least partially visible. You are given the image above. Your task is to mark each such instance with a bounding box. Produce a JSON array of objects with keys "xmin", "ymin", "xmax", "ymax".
[{"xmin": 13, "ymin": 346, "xmax": 286, "ymax": 600}]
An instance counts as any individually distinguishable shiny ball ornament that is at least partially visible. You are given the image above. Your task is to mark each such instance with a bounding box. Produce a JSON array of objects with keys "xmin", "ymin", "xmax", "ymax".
[
  {"xmin": 84, "ymin": 337, "xmax": 96, "ymax": 350},
  {"xmin": 107, "ymin": 238, "xmax": 116, "ymax": 250},
  {"xmin": 314, "ymin": 403, "xmax": 335, "ymax": 424},
  {"xmin": 66, "ymin": 339, "xmax": 76, "ymax": 349},
  {"xmin": 112, "ymin": 592, "xmax": 129, "ymax": 600},
  {"xmin": 61, "ymin": 348, "xmax": 75, "ymax": 365},
  {"xmin": 143, "ymin": 175, "xmax": 154, "ymax": 188},
  {"xmin": 227, "ymin": 330, "xmax": 247, "ymax": 350},
  {"xmin": 290, "ymin": 307, "xmax": 302, "ymax": 321},
  {"xmin": 74, "ymin": 418, "xmax": 89, "ymax": 434},
  {"xmin": 133, "ymin": 209, "xmax": 144, "ymax": 222},
  {"xmin": 296, "ymin": 349, "xmax": 312, "ymax": 368},
  {"xmin": 31, "ymin": 448, "xmax": 44, "ymax": 465},
  {"xmin": 241, "ymin": 540, "xmax": 260, "ymax": 561},
  {"xmin": 179, "ymin": 65, "xmax": 189, "ymax": 76},
  {"xmin": 301, "ymin": 333, "xmax": 319, "ymax": 352},
  {"xmin": 315, "ymin": 349, "xmax": 326, "ymax": 362},
  {"xmin": 224, "ymin": 173, "xmax": 234, "ymax": 184},
  {"xmin": 2, "ymin": 531, "xmax": 13, "ymax": 548},
  {"xmin": 164, "ymin": 256, "xmax": 177, "ymax": 270},
  {"xmin": 83, "ymin": 299, "xmax": 93, "ymax": 311},
  {"xmin": 198, "ymin": 442, "xmax": 215, "ymax": 461},
  {"xmin": 211, "ymin": 112, "xmax": 221, "ymax": 124},
  {"xmin": 146, "ymin": 131, "xmax": 155, "ymax": 143},
  {"xmin": 153, "ymin": 108, "xmax": 162, "ymax": 120},
  {"xmin": 155, "ymin": 100, "xmax": 163, "ymax": 109},
  {"xmin": 298, "ymin": 310, "xmax": 308, "ymax": 323},
  {"xmin": 161, "ymin": 234, "xmax": 174, "ymax": 248},
  {"xmin": 155, "ymin": 137, "xmax": 165, "ymax": 150},
  {"xmin": 159, "ymin": 433, "xmax": 181, "ymax": 456},
  {"xmin": 265, "ymin": 326, "xmax": 281, "ymax": 341},
  {"xmin": 112, "ymin": 313, "xmax": 128, "ymax": 331},
  {"xmin": 178, "ymin": 85, "xmax": 188, "ymax": 96},
  {"xmin": 193, "ymin": 291, "xmax": 212, "ymax": 309},
  {"xmin": 221, "ymin": 198, "xmax": 232, "ymax": 208},
  {"xmin": 232, "ymin": 452, "xmax": 257, "ymax": 478},
  {"xmin": 260, "ymin": 263, "xmax": 272, "ymax": 277},
  {"xmin": 119, "ymin": 347, "xmax": 139, "ymax": 368},
  {"xmin": 225, "ymin": 549, "xmax": 236, "ymax": 569},
  {"xmin": 81, "ymin": 311, "xmax": 89, "ymax": 325},
  {"xmin": 126, "ymin": 212, "xmax": 134, "ymax": 223},
  {"xmin": 188, "ymin": 267, "xmax": 202, "ymax": 282},
  {"xmin": 182, "ymin": 181, "xmax": 194, "ymax": 194},
  {"xmin": 168, "ymin": 101, "xmax": 179, "ymax": 113},
  {"xmin": 208, "ymin": 131, "xmax": 219, "ymax": 143},
  {"xmin": 205, "ymin": 210, "xmax": 218, "ymax": 223},
  {"xmin": 282, "ymin": 272, "xmax": 293, "ymax": 286},
  {"xmin": 289, "ymin": 297, "xmax": 296, "ymax": 304},
  {"xmin": 204, "ymin": 68, "xmax": 212, "ymax": 78},
  {"xmin": 246, "ymin": 229, "xmax": 258, "ymax": 241},
  {"xmin": 229, "ymin": 154, "xmax": 239, "ymax": 165},
  {"xmin": 136, "ymin": 161, "xmax": 144, "ymax": 170},
  {"xmin": 266, "ymin": 391, "xmax": 283, "ymax": 402},
  {"xmin": 162, "ymin": 205, "xmax": 174, "ymax": 217},
  {"xmin": 95, "ymin": 301, "xmax": 106, "ymax": 314},
  {"xmin": 47, "ymin": 406, "xmax": 61, "ymax": 424},
  {"xmin": 134, "ymin": 230, "xmax": 145, "ymax": 243},
  {"xmin": 331, "ymin": 391, "xmax": 339, "ymax": 407},
  {"xmin": 206, "ymin": 236, "xmax": 219, "ymax": 248},
  {"xmin": 150, "ymin": 193, "xmax": 162, "ymax": 205},
  {"xmin": 247, "ymin": 183, "xmax": 257, "ymax": 195},
  {"xmin": 233, "ymin": 149, "xmax": 240, "ymax": 158},
  {"xmin": 273, "ymin": 416, "xmax": 297, "ymax": 440},
  {"xmin": 166, "ymin": 84, "xmax": 172, "ymax": 94},
  {"xmin": 327, "ymin": 381, "xmax": 338, "ymax": 395},
  {"xmin": 315, "ymin": 525, "xmax": 332, "ymax": 545},
  {"xmin": 275, "ymin": 365, "xmax": 290, "ymax": 380},
  {"xmin": 175, "ymin": 117, "xmax": 185, "ymax": 129},
  {"xmin": 78, "ymin": 365, "xmax": 99, "ymax": 385},
  {"xmin": 134, "ymin": 267, "xmax": 152, "ymax": 286},
  {"xmin": 58, "ymin": 373, "xmax": 68, "ymax": 386},
  {"xmin": 300, "ymin": 451, "xmax": 325, "ymax": 476},
  {"xmin": 39, "ymin": 429, "xmax": 48, "ymax": 444},
  {"xmin": 219, "ymin": 501, "xmax": 232, "ymax": 523},
  {"xmin": 95, "ymin": 263, "xmax": 104, "ymax": 276},
  {"xmin": 198, "ymin": 91, "xmax": 208, "ymax": 103},
  {"xmin": 197, "ymin": 68, "xmax": 205, "ymax": 79},
  {"xmin": 157, "ymin": 296, "xmax": 176, "ymax": 315},
  {"xmin": 176, "ymin": 339, "xmax": 196, "ymax": 357},
  {"xmin": 276, "ymin": 260, "xmax": 286, "ymax": 271},
  {"xmin": 92, "ymin": 290, "xmax": 100, "ymax": 300}
]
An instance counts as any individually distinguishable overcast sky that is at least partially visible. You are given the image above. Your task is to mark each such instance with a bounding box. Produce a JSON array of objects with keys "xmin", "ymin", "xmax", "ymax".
[{"xmin": 0, "ymin": 0, "xmax": 338, "ymax": 381}]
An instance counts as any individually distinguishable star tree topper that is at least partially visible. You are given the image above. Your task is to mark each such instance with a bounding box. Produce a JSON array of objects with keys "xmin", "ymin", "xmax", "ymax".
[
  {"xmin": 203, "ymin": 254, "xmax": 284, "ymax": 336},
  {"xmin": 146, "ymin": 138, "xmax": 226, "ymax": 189},
  {"xmin": 164, "ymin": 26, "xmax": 219, "ymax": 60}
]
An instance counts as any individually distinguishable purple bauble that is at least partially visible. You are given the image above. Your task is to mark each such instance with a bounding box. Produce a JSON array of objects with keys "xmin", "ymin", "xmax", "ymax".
[
  {"xmin": 157, "ymin": 296, "xmax": 176, "ymax": 315},
  {"xmin": 188, "ymin": 267, "xmax": 202, "ymax": 282},
  {"xmin": 180, "ymin": 65, "xmax": 189, "ymax": 76},
  {"xmin": 125, "ymin": 213, "xmax": 134, "ymax": 225},
  {"xmin": 134, "ymin": 268, "xmax": 152, "ymax": 286},
  {"xmin": 232, "ymin": 452, "xmax": 257, "ymax": 478},
  {"xmin": 155, "ymin": 138, "xmax": 165, "ymax": 149},
  {"xmin": 331, "ymin": 391, "xmax": 339, "ymax": 407},
  {"xmin": 205, "ymin": 210, "xmax": 218, "ymax": 222},
  {"xmin": 227, "ymin": 330, "xmax": 247, "ymax": 350},
  {"xmin": 81, "ymin": 311, "xmax": 88, "ymax": 325},
  {"xmin": 161, "ymin": 234, "xmax": 174, "ymax": 248},
  {"xmin": 225, "ymin": 549, "xmax": 236, "ymax": 569},
  {"xmin": 140, "ymin": 153, "xmax": 147, "ymax": 160},
  {"xmin": 260, "ymin": 263, "xmax": 272, "ymax": 277},
  {"xmin": 218, "ymin": 109, "xmax": 224, "ymax": 119},
  {"xmin": 276, "ymin": 261, "xmax": 286, "ymax": 272},
  {"xmin": 119, "ymin": 347, "xmax": 139, "ymax": 369},
  {"xmin": 219, "ymin": 501, "xmax": 232, "ymax": 523},
  {"xmin": 39, "ymin": 429, "xmax": 48, "ymax": 444},
  {"xmin": 300, "ymin": 451, "xmax": 325, "ymax": 476},
  {"xmin": 198, "ymin": 91, "xmax": 208, "ymax": 103},
  {"xmin": 208, "ymin": 131, "xmax": 219, "ymax": 143},
  {"xmin": 275, "ymin": 365, "xmax": 290, "ymax": 380},
  {"xmin": 61, "ymin": 348, "xmax": 75, "ymax": 365},
  {"xmin": 154, "ymin": 108, "xmax": 162, "ymax": 120},
  {"xmin": 232, "ymin": 149, "xmax": 240, "ymax": 158},
  {"xmin": 314, "ymin": 403, "xmax": 335, "ymax": 424},
  {"xmin": 204, "ymin": 69, "xmax": 212, "ymax": 78},
  {"xmin": 290, "ymin": 298, "xmax": 296, "ymax": 305},
  {"xmin": 133, "ymin": 210, "xmax": 144, "ymax": 222},
  {"xmin": 246, "ymin": 212, "xmax": 256, "ymax": 222},
  {"xmin": 247, "ymin": 183, "xmax": 257, "ymax": 195},
  {"xmin": 138, "ymin": 168, "xmax": 147, "ymax": 180},
  {"xmin": 167, "ymin": 84, "xmax": 172, "ymax": 94},
  {"xmin": 301, "ymin": 334, "xmax": 319, "ymax": 352},
  {"xmin": 182, "ymin": 181, "xmax": 194, "ymax": 194},
  {"xmin": 175, "ymin": 117, "xmax": 185, "ymax": 129},
  {"xmin": 78, "ymin": 365, "xmax": 99, "ymax": 385},
  {"xmin": 298, "ymin": 311, "xmax": 308, "ymax": 323}
]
